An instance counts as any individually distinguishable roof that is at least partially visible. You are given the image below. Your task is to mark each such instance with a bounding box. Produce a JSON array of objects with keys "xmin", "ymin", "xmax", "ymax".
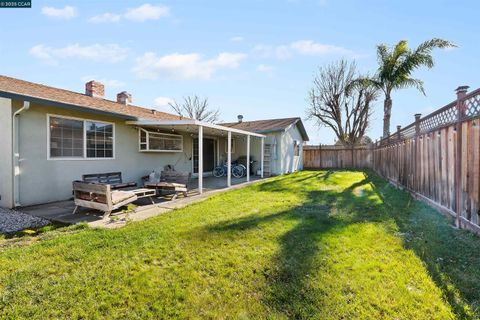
[
  {"xmin": 0, "ymin": 75, "xmax": 182, "ymax": 121},
  {"xmin": 220, "ymin": 117, "xmax": 309, "ymax": 141}
]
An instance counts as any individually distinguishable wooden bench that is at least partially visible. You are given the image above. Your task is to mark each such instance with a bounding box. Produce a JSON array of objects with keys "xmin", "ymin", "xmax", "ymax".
[
  {"xmin": 82, "ymin": 172, "xmax": 137, "ymax": 190},
  {"xmin": 72, "ymin": 181, "xmax": 138, "ymax": 219},
  {"xmin": 144, "ymin": 171, "xmax": 190, "ymax": 200}
]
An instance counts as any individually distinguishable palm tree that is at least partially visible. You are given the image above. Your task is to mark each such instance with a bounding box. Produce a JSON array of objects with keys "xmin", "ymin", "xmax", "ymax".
[{"xmin": 366, "ymin": 38, "xmax": 456, "ymax": 137}]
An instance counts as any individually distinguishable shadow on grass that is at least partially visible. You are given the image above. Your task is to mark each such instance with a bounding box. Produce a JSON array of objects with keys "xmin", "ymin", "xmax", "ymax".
[
  {"xmin": 373, "ymin": 181, "xmax": 480, "ymax": 318},
  {"xmin": 208, "ymin": 171, "xmax": 388, "ymax": 317},
  {"xmin": 207, "ymin": 170, "xmax": 480, "ymax": 319}
]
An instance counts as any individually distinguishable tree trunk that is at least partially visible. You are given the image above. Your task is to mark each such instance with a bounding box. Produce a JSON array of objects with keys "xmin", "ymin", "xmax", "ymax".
[{"xmin": 383, "ymin": 95, "xmax": 392, "ymax": 138}]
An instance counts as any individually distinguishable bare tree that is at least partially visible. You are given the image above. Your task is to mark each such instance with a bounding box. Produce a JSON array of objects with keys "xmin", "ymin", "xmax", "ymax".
[
  {"xmin": 307, "ymin": 60, "xmax": 379, "ymax": 146},
  {"xmin": 169, "ymin": 96, "xmax": 220, "ymax": 123}
]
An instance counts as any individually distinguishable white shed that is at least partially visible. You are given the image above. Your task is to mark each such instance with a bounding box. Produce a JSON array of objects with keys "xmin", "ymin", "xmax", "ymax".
[{"xmin": 220, "ymin": 117, "xmax": 309, "ymax": 176}]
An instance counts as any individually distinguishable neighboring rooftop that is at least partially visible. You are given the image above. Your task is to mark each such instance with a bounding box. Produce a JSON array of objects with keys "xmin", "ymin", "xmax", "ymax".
[
  {"xmin": 220, "ymin": 117, "xmax": 309, "ymax": 141},
  {"xmin": 0, "ymin": 75, "xmax": 182, "ymax": 121}
]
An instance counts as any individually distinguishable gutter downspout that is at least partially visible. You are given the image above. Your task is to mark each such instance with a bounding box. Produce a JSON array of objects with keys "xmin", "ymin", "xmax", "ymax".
[{"xmin": 12, "ymin": 101, "xmax": 30, "ymax": 207}]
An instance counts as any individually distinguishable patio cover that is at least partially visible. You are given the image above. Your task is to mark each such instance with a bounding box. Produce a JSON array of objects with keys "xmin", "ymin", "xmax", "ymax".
[{"xmin": 126, "ymin": 119, "xmax": 266, "ymax": 193}]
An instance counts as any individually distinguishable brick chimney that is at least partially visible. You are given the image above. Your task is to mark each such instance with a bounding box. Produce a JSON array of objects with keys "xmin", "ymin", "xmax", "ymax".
[
  {"xmin": 117, "ymin": 91, "xmax": 132, "ymax": 105},
  {"xmin": 85, "ymin": 80, "xmax": 105, "ymax": 98}
]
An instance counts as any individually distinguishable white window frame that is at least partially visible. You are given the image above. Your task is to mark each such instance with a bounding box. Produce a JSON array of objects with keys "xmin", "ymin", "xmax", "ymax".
[
  {"xmin": 138, "ymin": 128, "xmax": 183, "ymax": 153},
  {"xmin": 224, "ymin": 137, "xmax": 236, "ymax": 154},
  {"xmin": 46, "ymin": 114, "xmax": 115, "ymax": 161}
]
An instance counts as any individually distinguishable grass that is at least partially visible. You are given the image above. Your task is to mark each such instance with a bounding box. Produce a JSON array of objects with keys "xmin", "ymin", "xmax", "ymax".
[{"xmin": 1, "ymin": 170, "xmax": 480, "ymax": 319}]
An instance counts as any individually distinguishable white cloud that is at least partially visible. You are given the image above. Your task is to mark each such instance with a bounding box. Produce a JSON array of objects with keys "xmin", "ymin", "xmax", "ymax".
[
  {"xmin": 133, "ymin": 52, "xmax": 247, "ymax": 80},
  {"xmin": 252, "ymin": 40, "xmax": 355, "ymax": 59},
  {"xmin": 256, "ymin": 64, "xmax": 274, "ymax": 72},
  {"xmin": 88, "ymin": 4, "xmax": 169, "ymax": 23},
  {"xmin": 125, "ymin": 3, "xmax": 169, "ymax": 21},
  {"xmin": 41, "ymin": 5, "xmax": 77, "ymax": 19},
  {"xmin": 154, "ymin": 96, "xmax": 174, "ymax": 107},
  {"xmin": 80, "ymin": 76, "xmax": 125, "ymax": 88},
  {"xmin": 290, "ymin": 40, "xmax": 352, "ymax": 56},
  {"xmin": 88, "ymin": 13, "xmax": 122, "ymax": 23},
  {"xmin": 30, "ymin": 44, "xmax": 129, "ymax": 65},
  {"xmin": 230, "ymin": 36, "xmax": 244, "ymax": 42}
]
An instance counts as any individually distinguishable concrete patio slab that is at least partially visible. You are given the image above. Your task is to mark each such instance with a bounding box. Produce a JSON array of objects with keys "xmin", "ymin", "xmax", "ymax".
[{"xmin": 21, "ymin": 176, "xmax": 263, "ymax": 229}]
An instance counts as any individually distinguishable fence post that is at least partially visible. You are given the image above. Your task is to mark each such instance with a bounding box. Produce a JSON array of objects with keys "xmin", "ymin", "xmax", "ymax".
[
  {"xmin": 351, "ymin": 145, "xmax": 355, "ymax": 168},
  {"xmin": 398, "ymin": 126, "xmax": 402, "ymax": 178},
  {"xmin": 455, "ymin": 85, "xmax": 469, "ymax": 228},
  {"xmin": 414, "ymin": 113, "xmax": 421, "ymax": 191},
  {"xmin": 318, "ymin": 144, "xmax": 322, "ymax": 169}
]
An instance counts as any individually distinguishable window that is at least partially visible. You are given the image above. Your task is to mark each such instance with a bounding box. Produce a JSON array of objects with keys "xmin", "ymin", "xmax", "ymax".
[
  {"xmin": 139, "ymin": 128, "xmax": 183, "ymax": 152},
  {"xmin": 224, "ymin": 138, "xmax": 236, "ymax": 153},
  {"xmin": 86, "ymin": 121, "xmax": 114, "ymax": 158},
  {"xmin": 48, "ymin": 115, "xmax": 114, "ymax": 159}
]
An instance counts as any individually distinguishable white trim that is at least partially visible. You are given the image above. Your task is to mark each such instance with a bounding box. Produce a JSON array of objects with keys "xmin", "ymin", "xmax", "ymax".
[
  {"xmin": 46, "ymin": 113, "xmax": 115, "ymax": 161},
  {"xmin": 125, "ymin": 119, "xmax": 266, "ymax": 138},
  {"xmin": 138, "ymin": 128, "xmax": 183, "ymax": 153},
  {"xmin": 198, "ymin": 125, "xmax": 203, "ymax": 194},
  {"xmin": 227, "ymin": 131, "xmax": 232, "ymax": 187},
  {"xmin": 12, "ymin": 101, "xmax": 30, "ymax": 207},
  {"xmin": 261, "ymin": 137, "xmax": 264, "ymax": 178},
  {"xmin": 191, "ymin": 135, "xmax": 218, "ymax": 176},
  {"xmin": 246, "ymin": 135, "xmax": 250, "ymax": 182},
  {"xmin": 223, "ymin": 137, "xmax": 236, "ymax": 153}
]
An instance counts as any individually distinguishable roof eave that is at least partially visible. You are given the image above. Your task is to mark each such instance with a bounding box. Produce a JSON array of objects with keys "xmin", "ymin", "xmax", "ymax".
[
  {"xmin": 0, "ymin": 91, "xmax": 138, "ymax": 121},
  {"xmin": 127, "ymin": 119, "xmax": 266, "ymax": 138}
]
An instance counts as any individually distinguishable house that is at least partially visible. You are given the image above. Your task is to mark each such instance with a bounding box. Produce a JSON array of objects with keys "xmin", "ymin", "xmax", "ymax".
[
  {"xmin": 221, "ymin": 116, "xmax": 309, "ymax": 176},
  {"xmin": 0, "ymin": 75, "xmax": 307, "ymax": 209}
]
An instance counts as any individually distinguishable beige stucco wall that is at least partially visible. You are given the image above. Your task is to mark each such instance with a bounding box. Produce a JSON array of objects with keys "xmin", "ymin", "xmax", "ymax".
[
  {"xmin": 0, "ymin": 98, "xmax": 13, "ymax": 208},
  {"xmin": 16, "ymin": 102, "xmax": 195, "ymax": 206}
]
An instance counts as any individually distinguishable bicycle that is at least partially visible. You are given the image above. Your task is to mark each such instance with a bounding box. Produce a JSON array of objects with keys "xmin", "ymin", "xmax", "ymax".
[{"xmin": 213, "ymin": 161, "xmax": 245, "ymax": 178}]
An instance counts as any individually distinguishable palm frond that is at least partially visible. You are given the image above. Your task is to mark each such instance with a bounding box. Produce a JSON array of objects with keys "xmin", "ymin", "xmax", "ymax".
[
  {"xmin": 376, "ymin": 44, "xmax": 390, "ymax": 67},
  {"xmin": 394, "ymin": 78, "xmax": 425, "ymax": 95},
  {"xmin": 347, "ymin": 77, "xmax": 383, "ymax": 95},
  {"xmin": 415, "ymin": 38, "xmax": 456, "ymax": 54}
]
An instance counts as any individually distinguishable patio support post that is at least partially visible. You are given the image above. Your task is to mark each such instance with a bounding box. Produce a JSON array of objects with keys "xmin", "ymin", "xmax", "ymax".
[
  {"xmin": 227, "ymin": 131, "xmax": 232, "ymax": 187},
  {"xmin": 246, "ymin": 135, "xmax": 250, "ymax": 182},
  {"xmin": 198, "ymin": 125, "xmax": 203, "ymax": 194},
  {"xmin": 261, "ymin": 137, "xmax": 264, "ymax": 178}
]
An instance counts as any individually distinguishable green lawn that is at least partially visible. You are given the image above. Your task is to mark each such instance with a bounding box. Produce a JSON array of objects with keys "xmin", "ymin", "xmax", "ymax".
[{"xmin": 1, "ymin": 170, "xmax": 480, "ymax": 319}]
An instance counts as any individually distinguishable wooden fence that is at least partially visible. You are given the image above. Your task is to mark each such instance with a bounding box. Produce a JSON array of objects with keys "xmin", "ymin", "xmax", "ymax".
[
  {"xmin": 303, "ymin": 86, "xmax": 480, "ymax": 233},
  {"xmin": 303, "ymin": 145, "xmax": 373, "ymax": 169}
]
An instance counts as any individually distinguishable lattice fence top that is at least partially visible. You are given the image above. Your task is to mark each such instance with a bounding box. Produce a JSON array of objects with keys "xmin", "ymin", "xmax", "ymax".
[
  {"xmin": 378, "ymin": 89, "xmax": 480, "ymax": 147},
  {"xmin": 401, "ymin": 124, "xmax": 416, "ymax": 139},
  {"xmin": 419, "ymin": 102, "xmax": 457, "ymax": 134},
  {"xmin": 465, "ymin": 90, "xmax": 480, "ymax": 119}
]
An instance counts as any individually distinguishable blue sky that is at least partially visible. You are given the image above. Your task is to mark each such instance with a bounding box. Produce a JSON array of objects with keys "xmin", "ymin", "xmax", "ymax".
[{"xmin": 1, "ymin": 0, "xmax": 478, "ymax": 144}]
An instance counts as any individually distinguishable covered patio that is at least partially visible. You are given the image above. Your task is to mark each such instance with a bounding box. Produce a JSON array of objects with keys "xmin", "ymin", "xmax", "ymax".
[
  {"xmin": 126, "ymin": 119, "xmax": 266, "ymax": 193},
  {"xmin": 21, "ymin": 175, "xmax": 263, "ymax": 227}
]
